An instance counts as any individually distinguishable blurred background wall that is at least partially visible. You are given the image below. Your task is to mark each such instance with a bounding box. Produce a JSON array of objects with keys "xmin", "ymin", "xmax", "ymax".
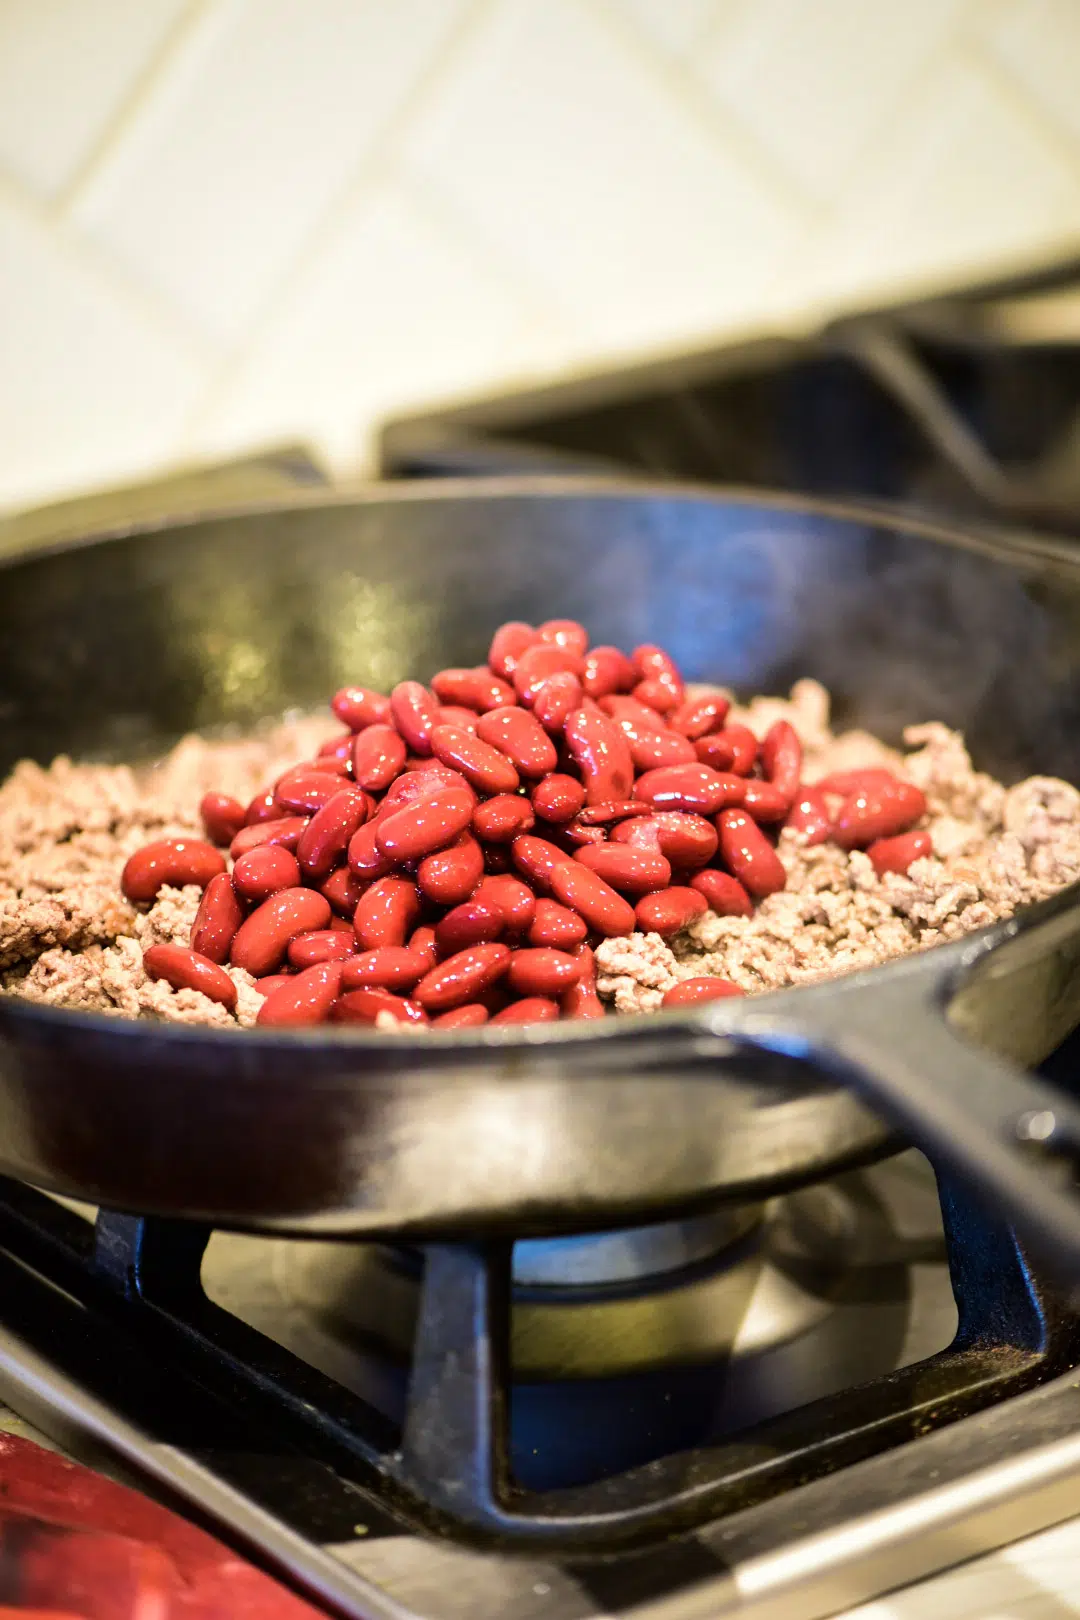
[{"xmin": 1, "ymin": 0, "xmax": 1079, "ymax": 512}]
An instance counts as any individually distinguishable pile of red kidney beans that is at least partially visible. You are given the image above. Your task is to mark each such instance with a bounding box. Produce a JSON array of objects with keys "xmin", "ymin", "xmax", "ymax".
[{"xmin": 121, "ymin": 620, "xmax": 928, "ymax": 1029}]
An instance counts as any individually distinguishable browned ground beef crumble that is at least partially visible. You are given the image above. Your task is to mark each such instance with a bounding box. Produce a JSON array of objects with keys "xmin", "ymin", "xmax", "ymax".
[{"xmin": 2, "ymin": 684, "xmax": 1079, "ymax": 1028}]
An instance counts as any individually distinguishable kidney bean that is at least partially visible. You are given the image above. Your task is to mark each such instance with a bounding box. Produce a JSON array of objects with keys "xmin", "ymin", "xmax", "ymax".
[
  {"xmin": 435, "ymin": 897, "xmax": 505, "ymax": 955},
  {"xmin": 574, "ymin": 844, "xmax": 671, "ymax": 894},
  {"xmin": 190, "ymin": 872, "xmax": 245, "ymax": 963},
  {"xmin": 351, "ymin": 725, "xmax": 407, "ymax": 792},
  {"xmin": 296, "ymin": 785, "xmax": 370, "ymax": 881},
  {"xmin": 717, "ymin": 808, "xmax": 787, "ymax": 898},
  {"xmin": 418, "ymin": 832, "xmax": 484, "ymax": 905},
  {"xmin": 564, "ymin": 707, "xmax": 634, "ymax": 805},
  {"xmin": 244, "ymin": 787, "xmax": 280, "ymax": 826},
  {"xmin": 832, "ymin": 781, "xmax": 927, "ymax": 850},
  {"xmin": 632, "ymin": 677, "xmax": 680, "ymax": 714},
  {"xmin": 353, "ymin": 878, "xmax": 421, "ymax": 951},
  {"xmin": 437, "ymin": 704, "xmax": 481, "ymax": 733},
  {"xmin": 512, "ymin": 834, "xmax": 573, "ymax": 889},
  {"xmin": 433, "ymin": 1003, "xmax": 490, "ymax": 1029},
  {"xmin": 333, "ymin": 987, "xmax": 429, "ymax": 1026},
  {"xmin": 341, "ymin": 946, "xmax": 429, "ymax": 992},
  {"xmin": 408, "ymin": 925, "xmax": 439, "ymax": 972},
  {"xmin": 576, "ymin": 799, "xmax": 649, "ymax": 827},
  {"xmin": 690, "ymin": 868, "xmax": 754, "ymax": 917},
  {"xmin": 562, "ymin": 944, "xmax": 606, "ymax": 1019},
  {"xmin": 287, "ymin": 929, "xmax": 357, "ymax": 969},
  {"xmin": 669, "ymin": 693, "xmax": 730, "ymax": 739},
  {"xmin": 473, "ymin": 875, "xmax": 537, "ymax": 938},
  {"xmin": 662, "ymin": 977, "xmax": 745, "ymax": 1007},
  {"xmin": 633, "ymin": 764, "xmax": 740, "ymax": 816},
  {"xmin": 532, "ymin": 773, "xmax": 586, "ymax": 823},
  {"xmin": 534, "ymin": 617, "xmax": 585, "ymax": 654},
  {"xmin": 632, "ymin": 644, "xmax": 684, "ymax": 709},
  {"xmin": 815, "ymin": 767, "xmax": 904, "ymax": 797},
  {"xmin": 329, "ymin": 913, "xmax": 355, "ymax": 933},
  {"xmin": 254, "ymin": 973, "xmax": 294, "ymax": 998},
  {"xmin": 332, "ymin": 686, "xmax": 392, "ymax": 731},
  {"xmin": 547, "ymin": 859, "xmax": 636, "ymax": 936},
  {"xmin": 488, "ymin": 621, "xmax": 539, "ymax": 679},
  {"xmin": 527, "ymin": 897, "xmax": 588, "ymax": 948},
  {"xmin": 635, "ymin": 887, "xmax": 708, "ymax": 937},
  {"xmin": 230, "ymin": 887, "xmax": 331, "ymax": 976},
  {"xmin": 430, "ymin": 726, "xmax": 520, "ymax": 796},
  {"xmin": 318, "ymin": 730, "xmax": 355, "ymax": 758},
  {"xmin": 694, "ymin": 734, "xmax": 736, "ymax": 772},
  {"xmin": 274, "ymin": 767, "xmax": 345, "ymax": 814},
  {"xmin": 472, "ymin": 794, "xmax": 535, "ymax": 844},
  {"xmin": 612, "ymin": 810, "xmax": 718, "ymax": 869},
  {"xmin": 143, "ymin": 943, "xmax": 238, "ymax": 1010},
  {"xmin": 321, "ymin": 865, "xmax": 368, "ymax": 916},
  {"xmin": 415, "ymin": 942, "xmax": 513, "ymax": 1012},
  {"xmin": 347, "ymin": 822, "xmax": 395, "ymax": 881},
  {"xmin": 530, "ymin": 671, "xmax": 584, "ymax": 733},
  {"xmin": 376, "ymin": 786, "xmax": 474, "ymax": 863},
  {"xmin": 311, "ymin": 753, "xmax": 351, "ymax": 778},
  {"xmin": 561, "ymin": 821, "xmax": 607, "ymax": 847},
  {"xmin": 476, "ymin": 707, "xmax": 557, "ymax": 778},
  {"xmin": 229, "ymin": 816, "xmax": 309, "ymax": 860},
  {"xmin": 741, "ymin": 781, "xmax": 790, "ymax": 823},
  {"xmin": 784, "ymin": 786, "xmax": 831, "ymax": 845},
  {"xmin": 383, "ymin": 760, "xmax": 475, "ymax": 809},
  {"xmin": 867, "ymin": 828, "xmax": 933, "ymax": 876},
  {"xmin": 232, "ymin": 845, "xmax": 302, "ymax": 905},
  {"xmin": 431, "ymin": 667, "xmax": 516, "ymax": 711},
  {"xmin": 761, "ymin": 720, "xmax": 802, "ymax": 806},
  {"xmin": 491, "ymin": 997, "xmax": 560, "ymax": 1025},
  {"xmin": 257, "ymin": 962, "xmax": 343, "ymax": 1027},
  {"xmin": 513, "ymin": 645, "xmax": 584, "ymax": 707},
  {"xmin": 582, "ymin": 645, "xmax": 636, "ymax": 698},
  {"xmin": 121, "ymin": 838, "xmax": 226, "ymax": 903},
  {"xmin": 389, "ymin": 681, "xmax": 439, "ymax": 756},
  {"xmin": 719, "ymin": 726, "xmax": 760, "ymax": 775},
  {"xmin": 508, "ymin": 947, "xmax": 583, "ymax": 997},
  {"xmin": 200, "ymin": 791, "xmax": 247, "ymax": 846}
]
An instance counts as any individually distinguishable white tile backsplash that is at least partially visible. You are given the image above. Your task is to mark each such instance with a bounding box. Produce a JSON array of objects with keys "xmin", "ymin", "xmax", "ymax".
[{"xmin": 1, "ymin": 0, "xmax": 1080, "ymax": 510}]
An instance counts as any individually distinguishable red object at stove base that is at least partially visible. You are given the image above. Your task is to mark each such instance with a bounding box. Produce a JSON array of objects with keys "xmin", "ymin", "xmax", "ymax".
[{"xmin": 0, "ymin": 1434, "xmax": 323, "ymax": 1619}]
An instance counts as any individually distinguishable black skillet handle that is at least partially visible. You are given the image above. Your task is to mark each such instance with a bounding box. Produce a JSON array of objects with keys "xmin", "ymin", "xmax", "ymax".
[{"xmin": 715, "ymin": 910, "xmax": 1080, "ymax": 1281}]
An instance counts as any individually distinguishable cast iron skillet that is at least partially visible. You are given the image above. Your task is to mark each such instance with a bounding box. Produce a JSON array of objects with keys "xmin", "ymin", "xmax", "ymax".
[{"xmin": 4, "ymin": 482, "xmax": 1080, "ymax": 1266}]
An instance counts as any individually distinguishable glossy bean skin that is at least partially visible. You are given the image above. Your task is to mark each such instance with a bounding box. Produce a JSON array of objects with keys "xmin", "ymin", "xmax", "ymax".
[
  {"xmin": 547, "ymin": 859, "xmax": 636, "ymax": 937},
  {"xmin": 512, "ymin": 644, "xmax": 583, "ymax": 706},
  {"xmin": 311, "ymin": 753, "xmax": 351, "ymax": 778},
  {"xmin": 633, "ymin": 764, "xmax": 740, "ymax": 816},
  {"xmin": 383, "ymin": 760, "xmax": 474, "ymax": 810},
  {"xmin": 352, "ymin": 878, "xmax": 421, "ymax": 952},
  {"xmin": 318, "ymin": 735, "xmax": 356, "ymax": 768},
  {"xmin": 437, "ymin": 705, "xmax": 481, "ymax": 733},
  {"xmin": 582, "ymin": 645, "xmax": 636, "ymax": 698},
  {"xmin": 408, "ymin": 925, "xmax": 439, "ymax": 972},
  {"xmin": 229, "ymin": 816, "xmax": 309, "ymax": 860},
  {"xmin": 784, "ymin": 787, "xmax": 832, "ymax": 845},
  {"xmin": 832, "ymin": 782, "xmax": 927, "ymax": 850},
  {"xmin": 200, "ymin": 791, "xmax": 247, "ymax": 846},
  {"xmin": 472, "ymin": 793, "xmax": 535, "ymax": 844},
  {"xmin": 527, "ymin": 897, "xmax": 588, "ymax": 948},
  {"xmin": 476, "ymin": 707, "xmax": 558, "ymax": 778},
  {"xmin": 287, "ymin": 929, "xmax": 358, "ymax": 969},
  {"xmin": 435, "ymin": 897, "xmax": 504, "ymax": 955},
  {"xmin": 430, "ymin": 725, "xmax": 519, "ymax": 796},
  {"xmin": 690, "ymin": 868, "xmax": 754, "ymax": 917},
  {"xmin": 257, "ymin": 962, "xmax": 343, "ymax": 1027},
  {"xmin": 694, "ymin": 734, "xmax": 736, "ymax": 772},
  {"xmin": 711, "ymin": 726, "xmax": 758, "ymax": 776},
  {"xmin": 575, "ymin": 799, "xmax": 650, "ymax": 826},
  {"xmin": 190, "ymin": 871, "xmax": 245, "ymax": 963},
  {"xmin": 512, "ymin": 834, "xmax": 572, "ymax": 889},
  {"xmin": 574, "ymin": 843, "xmax": 671, "ymax": 894},
  {"xmin": 867, "ymin": 828, "xmax": 933, "ymax": 876},
  {"xmin": 488, "ymin": 621, "xmax": 538, "ymax": 679},
  {"xmin": 143, "ymin": 943, "xmax": 238, "ymax": 1010},
  {"xmin": 538, "ymin": 618, "xmax": 589, "ymax": 656},
  {"xmin": 761, "ymin": 720, "xmax": 802, "ymax": 805},
  {"xmin": 245, "ymin": 787, "xmax": 280, "ymax": 826},
  {"xmin": 532, "ymin": 773, "xmax": 586, "ymax": 824},
  {"xmin": 121, "ymin": 838, "xmax": 226, "ymax": 903},
  {"xmin": 612, "ymin": 811, "xmax": 718, "ymax": 868},
  {"xmin": 634, "ymin": 887, "xmax": 708, "ymax": 938},
  {"xmin": 332, "ymin": 988, "xmax": 428, "ymax": 1026},
  {"xmin": 560, "ymin": 821, "xmax": 607, "ymax": 847},
  {"xmin": 232, "ymin": 844, "xmax": 302, "ymax": 904},
  {"xmin": 473, "ymin": 875, "xmax": 536, "ymax": 938},
  {"xmin": 490, "ymin": 997, "xmax": 560, "ymax": 1025},
  {"xmin": 351, "ymin": 725, "xmax": 407, "ymax": 792},
  {"xmin": 632, "ymin": 644, "xmax": 684, "ymax": 710},
  {"xmin": 320, "ymin": 865, "xmax": 368, "ymax": 916},
  {"xmin": 530, "ymin": 671, "xmax": 584, "ymax": 733},
  {"xmin": 230, "ymin": 887, "xmax": 332, "ymax": 976},
  {"xmin": 341, "ymin": 946, "xmax": 429, "ymax": 992},
  {"xmin": 376, "ymin": 787, "xmax": 475, "ymax": 863},
  {"xmin": 431, "ymin": 667, "xmax": 515, "ymax": 711},
  {"xmin": 562, "ymin": 944, "xmax": 606, "ymax": 1019},
  {"xmin": 508, "ymin": 948, "xmax": 582, "ymax": 997},
  {"xmin": 662, "ymin": 977, "xmax": 744, "ymax": 1007},
  {"xmin": 741, "ymin": 781, "xmax": 790, "ymax": 823},
  {"xmin": 417, "ymin": 833, "xmax": 484, "ymax": 905},
  {"xmin": 816, "ymin": 767, "xmax": 904, "ymax": 797},
  {"xmin": 347, "ymin": 821, "xmax": 395, "ymax": 881},
  {"xmin": 274, "ymin": 767, "xmax": 345, "ymax": 814},
  {"xmin": 432, "ymin": 1002, "xmax": 490, "ymax": 1029},
  {"xmin": 717, "ymin": 809, "xmax": 787, "ymax": 898},
  {"xmin": 414, "ymin": 942, "xmax": 513, "ymax": 1012},
  {"xmin": 253, "ymin": 973, "xmax": 294, "ymax": 998},
  {"xmin": 296, "ymin": 786, "xmax": 371, "ymax": 880},
  {"xmin": 669, "ymin": 693, "xmax": 730, "ymax": 739},
  {"xmin": 332, "ymin": 686, "xmax": 392, "ymax": 730},
  {"xmin": 390, "ymin": 681, "xmax": 440, "ymax": 756},
  {"xmin": 564, "ymin": 707, "xmax": 634, "ymax": 805}
]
